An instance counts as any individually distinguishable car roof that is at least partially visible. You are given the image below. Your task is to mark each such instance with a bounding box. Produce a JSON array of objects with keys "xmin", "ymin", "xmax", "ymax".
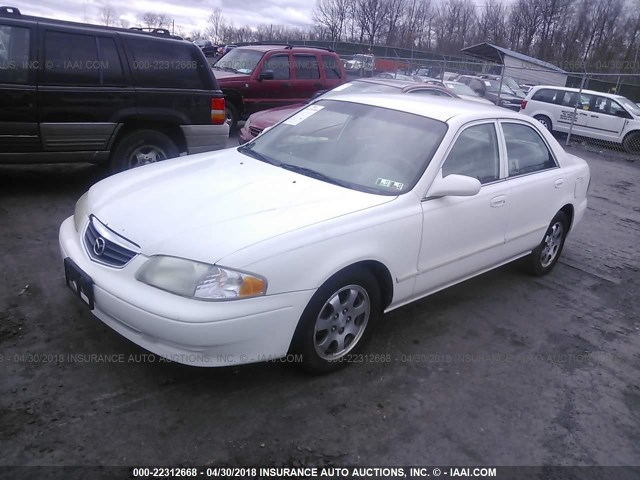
[
  {"xmin": 529, "ymin": 85, "xmax": 628, "ymax": 100},
  {"xmin": 323, "ymin": 93, "xmax": 515, "ymax": 122},
  {"xmin": 352, "ymin": 78, "xmax": 417, "ymax": 88},
  {"xmin": 1, "ymin": 7, "xmax": 185, "ymax": 41}
]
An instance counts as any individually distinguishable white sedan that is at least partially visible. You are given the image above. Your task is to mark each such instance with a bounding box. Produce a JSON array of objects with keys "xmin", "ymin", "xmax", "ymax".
[{"xmin": 59, "ymin": 95, "xmax": 590, "ymax": 373}]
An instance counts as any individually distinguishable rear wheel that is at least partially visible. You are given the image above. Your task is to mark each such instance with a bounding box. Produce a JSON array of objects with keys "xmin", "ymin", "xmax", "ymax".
[
  {"xmin": 110, "ymin": 130, "xmax": 178, "ymax": 173},
  {"xmin": 524, "ymin": 211, "xmax": 569, "ymax": 276},
  {"xmin": 225, "ymin": 103, "xmax": 238, "ymax": 131},
  {"xmin": 534, "ymin": 115, "xmax": 553, "ymax": 132},
  {"xmin": 622, "ymin": 132, "xmax": 640, "ymax": 154},
  {"xmin": 291, "ymin": 267, "xmax": 381, "ymax": 374}
]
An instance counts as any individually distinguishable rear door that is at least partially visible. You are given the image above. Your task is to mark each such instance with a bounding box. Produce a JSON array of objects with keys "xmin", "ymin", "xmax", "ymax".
[
  {"xmin": 38, "ymin": 27, "xmax": 133, "ymax": 152},
  {"xmin": 292, "ymin": 53, "xmax": 322, "ymax": 101},
  {"xmin": 500, "ymin": 120, "xmax": 567, "ymax": 258},
  {"xmin": 320, "ymin": 54, "xmax": 344, "ymax": 91},
  {"xmin": 0, "ymin": 20, "xmax": 39, "ymax": 155}
]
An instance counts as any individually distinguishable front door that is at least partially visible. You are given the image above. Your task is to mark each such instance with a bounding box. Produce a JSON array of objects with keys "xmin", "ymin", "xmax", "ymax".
[
  {"xmin": 415, "ymin": 122, "xmax": 509, "ymax": 296},
  {"xmin": 246, "ymin": 52, "xmax": 294, "ymax": 114},
  {"xmin": 586, "ymin": 96, "xmax": 628, "ymax": 141}
]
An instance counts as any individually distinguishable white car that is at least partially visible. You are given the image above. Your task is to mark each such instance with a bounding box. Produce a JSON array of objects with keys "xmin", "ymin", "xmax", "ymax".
[
  {"xmin": 521, "ymin": 86, "xmax": 640, "ymax": 153},
  {"xmin": 443, "ymin": 81, "xmax": 494, "ymax": 105},
  {"xmin": 59, "ymin": 96, "xmax": 590, "ymax": 373}
]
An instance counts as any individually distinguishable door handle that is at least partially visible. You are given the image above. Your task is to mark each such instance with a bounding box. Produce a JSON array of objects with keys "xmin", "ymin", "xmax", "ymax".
[
  {"xmin": 283, "ymin": 82, "xmax": 292, "ymax": 87},
  {"xmin": 590, "ymin": 115, "xmax": 598, "ymax": 118},
  {"xmin": 555, "ymin": 179, "xmax": 565, "ymax": 188},
  {"xmin": 490, "ymin": 195, "xmax": 506, "ymax": 208}
]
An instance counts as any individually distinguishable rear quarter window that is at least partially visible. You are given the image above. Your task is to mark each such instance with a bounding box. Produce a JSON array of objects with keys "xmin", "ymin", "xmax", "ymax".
[
  {"xmin": 126, "ymin": 37, "xmax": 208, "ymax": 89},
  {"xmin": 0, "ymin": 24, "xmax": 30, "ymax": 84}
]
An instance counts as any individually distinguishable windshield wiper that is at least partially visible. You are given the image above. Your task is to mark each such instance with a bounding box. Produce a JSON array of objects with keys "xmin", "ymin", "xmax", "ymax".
[
  {"xmin": 278, "ymin": 163, "xmax": 349, "ymax": 188},
  {"xmin": 237, "ymin": 144, "xmax": 278, "ymax": 165},
  {"xmin": 213, "ymin": 65, "xmax": 237, "ymax": 73}
]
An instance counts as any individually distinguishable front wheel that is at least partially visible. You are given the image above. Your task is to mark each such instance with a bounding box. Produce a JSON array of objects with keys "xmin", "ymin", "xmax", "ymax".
[
  {"xmin": 524, "ymin": 211, "xmax": 569, "ymax": 276},
  {"xmin": 225, "ymin": 103, "xmax": 238, "ymax": 131},
  {"xmin": 291, "ymin": 267, "xmax": 381, "ymax": 374}
]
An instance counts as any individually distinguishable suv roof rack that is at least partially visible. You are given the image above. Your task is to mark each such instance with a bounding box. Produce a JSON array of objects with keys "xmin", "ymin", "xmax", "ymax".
[
  {"xmin": 284, "ymin": 44, "xmax": 334, "ymax": 52},
  {"xmin": 0, "ymin": 6, "xmax": 21, "ymax": 15},
  {"xmin": 129, "ymin": 27, "xmax": 171, "ymax": 35}
]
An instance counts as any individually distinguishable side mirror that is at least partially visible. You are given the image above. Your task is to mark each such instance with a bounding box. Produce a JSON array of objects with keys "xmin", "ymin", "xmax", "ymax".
[
  {"xmin": 258, "ymin": 70, "xmax": 274, "ymax": 81},
  {"xmin": 426, "ymin": 174, "xmax": 481, "ymax": 199}
]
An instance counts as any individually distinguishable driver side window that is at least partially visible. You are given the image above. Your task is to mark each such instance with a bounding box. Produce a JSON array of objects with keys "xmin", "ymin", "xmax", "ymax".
[
  {"xmin": 442, "ymin": 123, "xmax": 500, "ymax": 184},
  {"xmin": 262, "ymin": 54, "xmax": 290, "ymax": 80}
]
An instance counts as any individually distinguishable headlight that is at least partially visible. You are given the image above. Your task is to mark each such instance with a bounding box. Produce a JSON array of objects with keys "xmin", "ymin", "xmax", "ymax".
[
  {"xmin": 74, "ymin": 192, "xmax": 89, "ymax": 232},
  {"xmin": 244, "ymin": 116, "xmax": 251, "ymax": 131},
  {"xmin": 136, "ymin": 256, "xmax": 267, "ymax": 300}
]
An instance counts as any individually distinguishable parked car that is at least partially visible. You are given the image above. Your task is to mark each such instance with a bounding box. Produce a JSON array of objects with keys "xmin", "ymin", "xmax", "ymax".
[
  {"xmin": 457, "ymin": 75, "xmax": 523, "ymax": 110},
  {"xmin": 343, "ymin": 53, "xmax": 375, "ymax": 77},
  {"xmin": 443, "ymin": 81, "xmax": 494, "ymax": 105},
  {"xmin": 213, "ymin": 44, "xmax": 346, "ymax": 129},
  {"xmin": 238, "ymin": 77, "xmax": 465, "ymax": 144},
  {"xmin": 0, "ymin": 6, "xmax": 228, "ymax": 171},
  {"xmin": 478, "ymin": 74, "xmax": 527, "ymax": 98},
  {"xmin": 520, "ymin": 86, "xmax": 640, "ymax": 153},
  {"xmin": 217, "ymin": 44, "xmax": 237, "ymax": 56},
  {"xmin": 374, "ymin": 72, "xmax": 419, "ymax": 82},
  {"xmin": 60, "ymin": 95, "xmax": 590, "ymax": 373},
  {"xmin": 194, "ymin": 39, "xmax": 217, "ymax": 58}
]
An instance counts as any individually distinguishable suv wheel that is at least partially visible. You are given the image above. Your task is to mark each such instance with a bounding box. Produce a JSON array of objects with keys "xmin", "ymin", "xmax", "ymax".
[
  {"xmin": 623, "ymin": 131, "xmax": 640, "ymax": 154},
  {"xmin": 225, "ymin": 103, "xmax": 238, "ymax": 131},
  {"xmin": 534, "ymin": 115, "xmax": 552, "ymax": 132},
  {"xmin": 110, "ymin": 130, "xmax": 179, "ymax": 173}
]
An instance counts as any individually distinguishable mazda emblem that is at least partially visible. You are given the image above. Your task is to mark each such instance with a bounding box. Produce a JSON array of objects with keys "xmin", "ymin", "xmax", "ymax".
[{"xmin": 94, "ymin": 237, "xmax": 106, "ymax": 256}]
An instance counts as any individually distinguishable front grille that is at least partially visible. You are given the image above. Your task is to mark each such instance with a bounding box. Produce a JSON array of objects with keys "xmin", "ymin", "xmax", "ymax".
[
  {"xmin": 84, "ymin": 216, "xmax": 139, "ymax": 268},
  {"xmin": 249, "ymin": 126, "xmax": 263, "ymax": 137}
]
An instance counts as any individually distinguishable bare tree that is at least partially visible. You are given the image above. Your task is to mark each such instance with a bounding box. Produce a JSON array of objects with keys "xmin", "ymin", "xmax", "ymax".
[
  {"xmin": 314, "ymin": 0, "xmax": 349, "ymax": 42},
  {"xmin": 139, "ymin": 12, "xmax": 170, "ymax": 30},
  {"xmin": 97, "ymin": 3, "xmax": 117, "ymax": 27},
  {"xmin": 357, "ymin": 0, "xmax": 389, "ymax": 45},
  {"xmin": 205, "ymin": 8, "xmax": 225, "ymax": 43}
]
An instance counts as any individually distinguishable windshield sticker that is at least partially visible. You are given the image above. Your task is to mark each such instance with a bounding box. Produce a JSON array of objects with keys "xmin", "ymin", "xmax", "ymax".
[
  {"xmin": 484, "ymin": 81, "xmax": 492, "ymax": 86},
  {"xmin": 376, "ymin": 178, "xmax": 404, "ymax": 190},
  {"xmin": 283, "ymin": 105, "xmax": 325, "ymax": 126},
  {"xmin": 333, "ymin": 83, "xmax": 353, "ymax": 92}
]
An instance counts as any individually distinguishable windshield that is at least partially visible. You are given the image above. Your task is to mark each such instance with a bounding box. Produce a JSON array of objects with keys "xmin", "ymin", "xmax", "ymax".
[
  {"xmin": 239, "ymin": 100, "xmax": 448, "ymax": 195},
  {"xmin": 214, "ymin": 48, "xmax": 263, "ymax": 74},
  {"xmin": 485, "ymin": 80, "xmax": 515, "ymax": 95},
  {"xmin": 446, "ymin": 82, "xmax": 477, "ymax": 96},
  {"xmin": 503, "ymin": 78, "xmax": 521, "ymax": 92},
  {"xmin": 617, "ymin": 97, "xmax": 640, "ymax": 116}
]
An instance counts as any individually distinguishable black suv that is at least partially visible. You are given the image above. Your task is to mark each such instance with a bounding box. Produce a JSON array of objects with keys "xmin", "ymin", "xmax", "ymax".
[{"xmin": 0, "ymin": 6, "xmax": 228, "ymax": 172}]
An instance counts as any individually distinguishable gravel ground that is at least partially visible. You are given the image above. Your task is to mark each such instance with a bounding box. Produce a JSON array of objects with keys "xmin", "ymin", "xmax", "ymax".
[{"xmin": 0, "ymin": 140, "xmax": 638, "ymax": 469}]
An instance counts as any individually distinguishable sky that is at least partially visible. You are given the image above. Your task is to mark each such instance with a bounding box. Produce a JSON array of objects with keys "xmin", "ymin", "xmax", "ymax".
[{"xmin": 11, "ymin": 0, "xmax": 315, "ymax": 35}]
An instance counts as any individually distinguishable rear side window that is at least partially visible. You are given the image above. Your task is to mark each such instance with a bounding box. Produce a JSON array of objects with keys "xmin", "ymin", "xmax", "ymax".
[
  {"xmin": 503, "ymin": 123, "xmax": 556, "ymax": 176},
  {"xmin": 532, "ymin": 88, "xmax": 558, "ymax": 103},
  {"xmin": 98, "ymin": 37, "xmax": 124, "ymax": 85},
  {"xmin": 294, "ymin": 55, "xmax": 319, "ymax": 80},
  {"xmin": 127, "ymin": 37, "xmax": 205, "ymax": 89},
  {"xmin": 0, "ymin": 24, "xmax": 30, "ymax": 84},
  {"xmin": 43, "ymin": 31, "xmax": 100, "ymax": 85},
  {"xmin": 321, "ymin": 55, "xmax": 342, "ymax": 79}
]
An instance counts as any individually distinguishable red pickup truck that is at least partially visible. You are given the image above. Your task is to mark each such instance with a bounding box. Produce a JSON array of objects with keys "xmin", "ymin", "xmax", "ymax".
[{"xmin": 213, "ymin": 45, "xmax": 347, "ymax": 129}]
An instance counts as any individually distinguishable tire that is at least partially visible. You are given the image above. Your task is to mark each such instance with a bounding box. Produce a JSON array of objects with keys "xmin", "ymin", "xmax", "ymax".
[
  {"xmin": 534, "ymin": 115, "xmax": 553, "ymax": 132},
  {"xmin": 622, "ymin": 132, "xmax": 640, "ymax": 154},
  {"xmin": 291, "ymin": 267, "xmax": 381, "ymax": 374},
  {"xmin": 110, "ymin": 129, "xmax": 179, "ymax": 173},
  {"xmin": 225, "ymin": 103, "xmax": 238, "ymax": 131},
  {"xmin": 524, "ymin": 211, "xmax": 569, "ymax": 276}
]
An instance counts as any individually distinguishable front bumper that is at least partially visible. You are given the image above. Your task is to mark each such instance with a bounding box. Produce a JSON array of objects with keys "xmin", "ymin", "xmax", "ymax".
[{"xmin": 59, "ymin": 216, "xmax": 314, "ymax": 367}]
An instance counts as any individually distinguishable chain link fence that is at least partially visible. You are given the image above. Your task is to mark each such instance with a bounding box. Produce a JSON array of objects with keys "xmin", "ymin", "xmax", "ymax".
[{"xmin": 336, "ymin": 54, "xmax": 640, "ymax": 158}]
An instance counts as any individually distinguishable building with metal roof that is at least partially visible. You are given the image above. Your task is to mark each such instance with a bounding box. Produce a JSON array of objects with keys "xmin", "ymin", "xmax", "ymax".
[{"xmin": 462, "ymin": 42, "xmax": 568, "ymax": 88}]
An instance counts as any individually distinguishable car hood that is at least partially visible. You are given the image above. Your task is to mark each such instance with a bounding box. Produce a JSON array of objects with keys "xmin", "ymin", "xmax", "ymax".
[
  {"xmin": 250, "ymin": 104, "xmax": 305, "ymax": 130},
  {"xmin": 87, "ymin": 149, "xmax": 394, "ymax": 263}
]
